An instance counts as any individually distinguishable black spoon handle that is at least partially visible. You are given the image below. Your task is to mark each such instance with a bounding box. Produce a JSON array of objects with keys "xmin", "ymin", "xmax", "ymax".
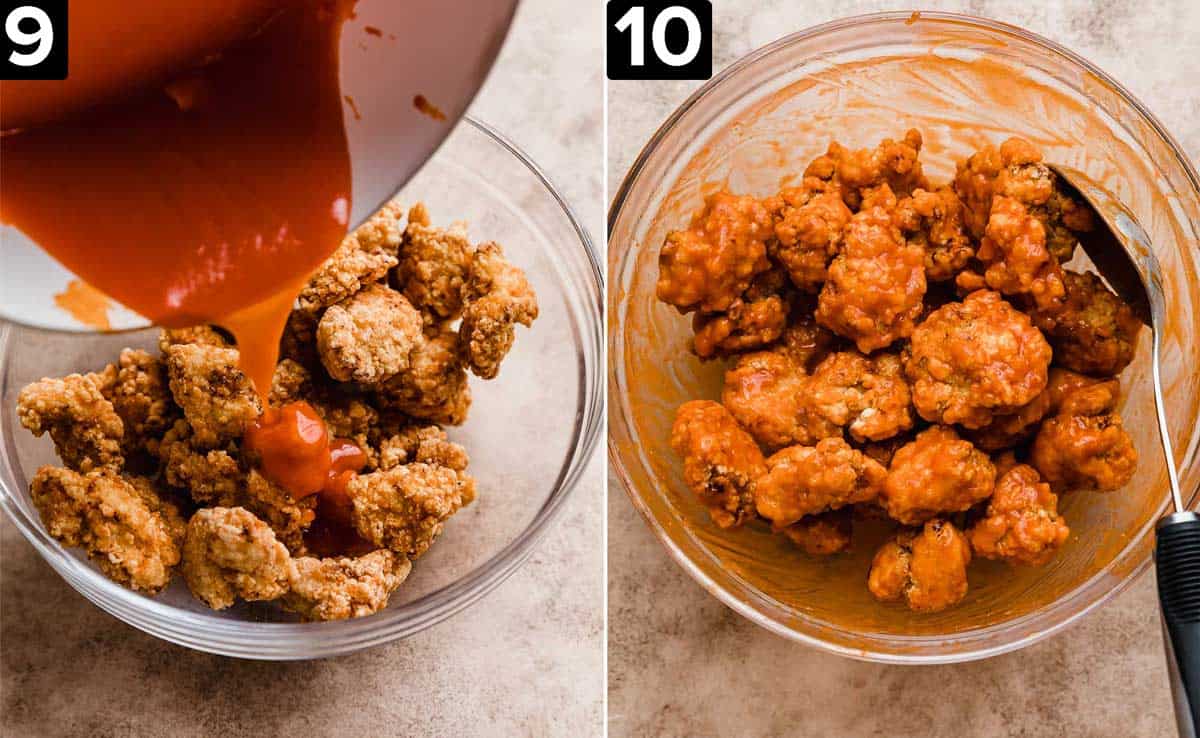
[{"xmin": 1157, "ymin": 511, "xmax": 1200, "ymax": 738}]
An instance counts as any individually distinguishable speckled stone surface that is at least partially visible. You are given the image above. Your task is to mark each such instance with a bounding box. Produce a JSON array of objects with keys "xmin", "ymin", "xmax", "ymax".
[
  {"xmin": 607, "ymin": 1, "xmax": 1200, "ymax": 736},
  {"xmin": 0, "ymin": 2, "xmax": 604, "ymax": 736}
]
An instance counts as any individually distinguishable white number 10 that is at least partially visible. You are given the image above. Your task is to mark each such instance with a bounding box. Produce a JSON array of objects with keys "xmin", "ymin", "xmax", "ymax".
[
  {"xmin": 6, "ymin": 5, "xmax": 54, "ymax": 67},
  {"xmin": 615, "ymin": 5, "xmax": 702, "ymax": 68}
]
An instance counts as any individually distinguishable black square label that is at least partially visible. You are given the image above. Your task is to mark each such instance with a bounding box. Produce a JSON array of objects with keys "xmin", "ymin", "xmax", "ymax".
[
  {"xmin": 607, "ymin": 0, "xmax": 711, "ymax": 81},
  {"xmin": 2, "ymin": 0, "xmax": 68, "ymax": 80}
]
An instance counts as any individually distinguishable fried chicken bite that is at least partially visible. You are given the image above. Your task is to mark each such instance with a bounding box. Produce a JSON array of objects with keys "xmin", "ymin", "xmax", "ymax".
[
  {"xmin": 31, "ymin": 467, "xmax": 184, "ymax": 592},
  {"xmin": 98, "ymin": 349, "xmax": 177, "ymax": 455},
  {"xmin": 376, "ymin": 424, "xmax": 469, "ymax": 472},
  {"xmin": 977, "ymin": 196, "xmax": 1065, "ymax": 311},
  {"xmin": 755, "ymin": 438, "xmax": 886, "ymax": 527},
  {"xmin": 656, "ymin": 191, "xmax": 773, "ymax": 314},
  {"xmin": 283, "ymin": 550, "xmax": 411, "ymax": 621},
  {"xmin": 394, "ymin": 202, "xmax": 474, "ymax": 323},
  {"xmin": 1031, "ymin": 412, "xmax": 1137, "ymax": 492},
  {"xmin": 157, "ymin": 419, "xmax": 243, "ymax": 503},
  {"xmin": 806, "ymin": 351, "xmax": 914, "ymax": 442},
  {"xmin": 691, "ymin": 290, "xmax": 788, "ymax": 359},
  {"xmin": 815, "ymin": 187, "xmax": 927, "ymax": 352},
  {"xmin": 895, "ymin": 187, "xmax": 974, "ymax": 282},
  {"xmin": 773, "ymin": 310, "xmax": 836, "ymax": 370},
  {"xmin": 316, "ymin": 284, "xmax": 423, "ymax": 384},
  {"xmin": 963, "ymin": 390, "xmax": 1053, "ymax": 452},
  {"xmin": 881, "ymin": 426, "xmax": 996, "ymax": 525},
  {"xmin": 720, "ymin": 350, "xmax": 836, "ymax": 449},
  {"xmin": 807, "ymin": 129, "xmax": 929, "ymax": 208},
  {"xmin": 766, "ymin": 186, "xmax": 852, "ymax": 292},
  {"xmin": 347, "ymin": 463, "xmax": 475, "ymax": 558},
  {"xmin": 164, "ymin": 343, "xmax": 261, "ymax": 447},
  {"xmin": 18, "ymin": 373, "xmax": 124, "ymax": 472},
  {"xmin": 181, "ymin": 506, "xmax": 293, "ymax": 610},
  {"xmin": 278, "ymin": 310, "xmax": 321, "ymax": 371},
  {"xmin": 158, "ymin": 325, "xmax": 232, "ymax": 354},
  {"xmin": 376, "ymin": 324, "xmax": 471, "ymax": 425},
  {"xmin": 459, "ymin": 241, "xmax": 540, "ymax": 379},
  {"xmin": 905, "ymin": 290, "xmax": 1051, "ymax": 428},
  {"xmin": 868, "ymin": 519, "xmax": 971, "ymax": 612},
  {"xmin": 1045, "ymin": 368, "xmax": 1120, "ymax": 416},
  {"xmin": 669, "ymin": 400, "xmax": 767, "ymax": 529},
  {"xmin": 297, "ymin": 201, "xmax": 404, "ymax": 313},
  {"xmin": 1031, "ymin": 270, "xmax": 1141, "ymax": 377},
  {"xmin": 969, "ymin": 464, "xmax": 1069, "ymax": 566},
  {"xmin": 779, "ymin": 510, "xmax": 852, "ymax": 555}
]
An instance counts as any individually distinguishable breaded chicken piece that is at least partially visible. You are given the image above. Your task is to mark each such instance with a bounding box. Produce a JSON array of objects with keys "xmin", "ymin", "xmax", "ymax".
[
  {"xmin": 1031, "ymin": 412, "xmax": 1137, "ymax": 492},
  {"xmin": 692, "ymin": 291, "xmax": 788, "ymax": 360},
  {"xmin": 377, "ymin": 425, "xmax": 469, "ymax": 472},
  {"xmin": 656, "ymin": 191, "xmax": 774, "ymax": 314},
  {"xmin": 158, "ymin": 325, "xmax": 231, "ymax": 354},
  {"xmin": 881, "ymin": 426, "xmax": 996, "ymax": 525},
  {"xmin": 243, "ymin": 470, "xmax": 318, "ymax": 553},
  {"xmin": 394, "ymin": 202, "xmax": 474, "ymax": 322},
  {"xmin": 721, "ymin": 350, "xmax": 837, "ymax": 449},
  {"xmin": 317, "ymin": 284, "xmax": 423, "ymax": 383},
  {"xmin": 766, "ymin": 186, "xmax": 853, "ymax": 292},
  {"xmin": 868, "ymin": 519, "xmax": 971, "ymax": 612},
  {"xmin": 669, "ymin": 400, "xmax": 767, "ymax": 529},
  {"xmin": 905, "ymin": 290, "xmax": 1051, "ymax": 428},
  {"xmin": 806, "ymin": 129, "xmax": 929, "ymax": 209},
  {"xmin": 806, "ymin": 351, "xmax": 914, "ymax": 442},
  {"xmin": 977, "ymin": 196, "xmax": 1066, "ymax": 311},
  {"xmin": 31, "ymin": 467, "xmax": 184, "ymax": 592},
  {"xmin": 164, "ymin": 343, "xmax": 261, "ymax": 447},
  {"xmin": 756, "ymin": 438, "xmax": 887, "ymax": 527},
  {"xmin": 181, "ymin": 506, "xmax": 293, "ymax": 610},
  {"xmin": 774, "ymin": 310, "xmax": 836, "ymax": 370},
  {"xmin": 278, "ymin": 309, "xmax": 321, "ymax": 371},
  {"xmin": 297, "ymin": 201, "xmax": 405, "ymax": 313},
  {"xmin": 269, "ymin": 359, "xmax": 315, "ymax": 407},
  {"xmin": 815, "ymin": 186, "xmax": 927, "ymax": 352},
  {"xmin": 779, "ymin": 510, "xmax": 852, "ymax": 555},
  {"xmin": 1045, "ymin": 368, "xmax": 1120, "ymax": 416},
  {"xmin": 283, "ymin": 550, "xmax": 411, "ymax": 621},
  {"xmin": 376, "ymin": 325, "xmax": 471, "ymax": 425},
  {"xmin": 459, "ymin": 241, "xmax": 539, "ymax": 379},
  {"xmin": 18, "ymin": 374, "xmax": 124, "ymax": 472},
  {"xmin": 895, "ymin": 187, "xmax": 974, "ymax": 282},
  {"xmin": 1031, "ymin": 270, "xmax": 1141, "ymax": 377},
  {"xmin": 97, "ymin": 349, "xmax": 177, "ymax": 454},
  {"xmin": 157, "ymin": 419, "xmax": 242, "ymax": 503},
  {"xmin": 969, "ymin": 464, "xmax": 1070, "ymax": 566},
  {"xmin": 963, "ymin": 390, "xmax": 1053, "ymax": 452},
  {"xmin": 347, "ymin": 463, "xmax": 475, "ymax": 558}
]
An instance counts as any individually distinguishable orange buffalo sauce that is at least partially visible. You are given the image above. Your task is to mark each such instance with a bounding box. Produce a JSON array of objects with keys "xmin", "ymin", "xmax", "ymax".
[{"xmin": 306, "ymin": 439, "xmax": 375, "ymax": 557}]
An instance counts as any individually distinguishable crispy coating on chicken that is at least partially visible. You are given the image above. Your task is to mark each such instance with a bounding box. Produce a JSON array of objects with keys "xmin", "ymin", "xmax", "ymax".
[
  {"xmin": 1032, "ymin": 270, "xmax": 1141, "ymax": 377},
  {"xmin": 18, "ymin": 374, "xmax": 124, "ymax": 472},
  {"xmin": 158, "ymin": 325, "xmax": 232, "ymax": 354},
  {"xmin": 31, "ymin": 467, "xmax": 184, "ymax": 592},
  {"xmin": 377, "ymin": 425, "xmax": 469, "ymax": 472},
  {"xmin": 969, "ymin": 464, "xmax": 1069, "ymax": 566},
  {"xmin": 1045, "ymin": 368, "xmax": 1120, "ymax": 416},
  {"xmin": 164, "ymin": 343, "xmax": 261, "ymax": 447},
  {"xmin": 97, "ymin": 349, "xmax": 177, "ymax": 454},
  {"xmin": 1031, "ymin": 412, "xmax": 1137, "ymax": 492},
  {"xmin": 815, "ymin": 187, "xmax": 927, "ymax": 352},
  {"xmin": 868, "ymin": 519, "xmax": 971, "ymax": 612},
  {"xmin": 459, "ymin": 241, "xmax": 540, "ymax": 379},
  {"xmin": 316, "ymin": 285, "xmax": 423, "ymax": 383},
  {"xmin": 774, "ymin": 310, "xmax": 836, "ymax": 370},
  {"xmin": 692, "ymin": 292, "xmax": 788, "ymax": 360},
  {"xmin": 376, "ymin": 325, "xmax": 471, "ymax": 425},
  {"xmin": 158, "ymin": 419, "xmax": 243, "ymax": 502},
  {"xmin": 347, "ymin": 463, "xmax": 474, "ymax": 557},
  {"xmin": 669, "ymin": 400, "xmax": 767, "ymax": 529},
  {"xmin": 905, "ymin": 290, "xmax": 1051, "ymax": 428},
  {"xmin": 181, "ymin": 506, "xmax": 292, "ymax": 610},
  {"xmin": 780, "ymin": 510, "xmax": 852, "ymax": 555},
  {"xmin": 896, "ymin": 187, "xmax": 974, "ymax": 283},
  {"xmin": 806, "ymin": 351, "xmax": 914, "ymax": 442},
  {"xmin": 283, "ymin": 550, "xmax": 411, "ymax": 621},
  {"xmin": 394, "ymin": 203, "xmax": 474, "ymax": 322},
  {"xmin": 806, "ymin": 129, "xmax": 929, "ymax": 209},
  {"xmin": 881, "ymin": 426, "xmax": 996, "ymax": 525},
  {"xmin": 243, "ymin": 470, "xmax": 318, "ymax": 553},
  {"xmin": 721, "ymin": 351, "xmax": 836, "ymax": 449},
  {"xmin": 656, "ymin": 192, "xmax": 773, "ymax": 314},
  {"xmin": 977, "ymin": 196, "xmax": 1065, "ymax": 311},
  {"xmin": 767, "ymin": 187, "xmax": 852, "ymax": 292},
  {"xmin": 756, "ymin": 438, "xmax": 886, "ymax": 527},
  {"xmin": 297, "ymin": 201, "xmax": 404, "ymax": 313},
  {"xmin": 278, "ymin": 310, "xmax": 321, "ymax": 371}
]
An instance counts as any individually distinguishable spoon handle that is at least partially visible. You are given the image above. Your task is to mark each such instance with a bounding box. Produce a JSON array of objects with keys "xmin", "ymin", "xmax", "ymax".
[{"xmin": 1157, "ymin": 511, "xmax": 1200, "ymax": 737}]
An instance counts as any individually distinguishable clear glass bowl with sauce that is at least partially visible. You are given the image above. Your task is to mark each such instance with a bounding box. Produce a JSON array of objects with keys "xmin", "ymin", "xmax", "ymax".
[
  {"xmin": 0, "ymin": 117, "xmax": 603, "ymax": 659},
  {"xmin": 608, "ymin": 12, "xmax": 1200, "ymax": 663}
]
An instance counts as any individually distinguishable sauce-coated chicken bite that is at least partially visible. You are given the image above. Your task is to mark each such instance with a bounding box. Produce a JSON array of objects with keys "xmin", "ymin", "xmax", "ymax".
[
  {"xmin": 283, "ymin": 550, "xmax": 411, "ymax": 621},
  {"xmin": 669, "ymin": 400, "xmax": 767, "ymax": 529},
  {"xmin": 692, "ymin": 291, "xmax": 788, "ymax": 359},
  {"xmin": 1031, "ymin": 270, "xmax": 1141, "ymax": 377},
  {"xmin": 721, "ymin": 351, "xmax": 836, "ymax": 449},
  {"xmin": 779, "ymin": 510, "xmax": 852, "ymax": 555},
  {"xmin": 766, "ymin": 186, "xmax": 852, "ymax": 292},
  {"xmin": 807, "ymin": 129, "xmax": 929, "ymax": 208},
  {"xmin": 1031, "ymin": 412, "xmax": 1137, "ymax": 492},
  {"xmin": 969, "ymin": 464, "xmax": 1069, "ymax": 566},
  {"xmin": 755, "ymin": 438, "xmax": 886, "ymax": 527},
  {"xmin": 977, "ymin": 196, "xmax": 1065, "ymax": 311},
  {"xmin": 181, "ymin": 506, "xmax": 293, "ymax": 610},
  {"xmin": 806, "ymin": 351, "xmax": 914, "ymax": 442},
  {"xmin": 881, "ymin": 426, "xmax": 996, "ymax": 525},
  {"xmin": 895, "ymin": 187, "xmax": 974, "ymax": 282},
  {"xmin": 868, "ymin": 519, "xmax": 971, "ymax": 612},
  {"xmin": 905, "ymin": 290, "xmax": 1051, "ymax": 428}
]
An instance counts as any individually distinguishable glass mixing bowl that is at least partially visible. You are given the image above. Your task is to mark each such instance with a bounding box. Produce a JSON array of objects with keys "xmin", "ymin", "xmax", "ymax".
[
  {"xmin": 608, "ymin": 12, "xmax": 1200, "ymax": 663},
  {"xmin": 0, "ymin": 116, "xmax": 603, "ymax": 659}
]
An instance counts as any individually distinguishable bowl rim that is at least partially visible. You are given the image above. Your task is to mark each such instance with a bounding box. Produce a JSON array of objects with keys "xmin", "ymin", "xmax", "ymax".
[
  {"xmin": 607, "ymin": 10, "xmax": 1200, "ymax": 664},
  {"xmin": 0, "ymin": 115, "xmax": 605, "ymax": 660}
]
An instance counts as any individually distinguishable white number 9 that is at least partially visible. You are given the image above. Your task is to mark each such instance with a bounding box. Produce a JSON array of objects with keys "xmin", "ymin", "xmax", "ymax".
[{"xmin": 6, "ymin": 6, "xmax": 54, "ymax": 67}]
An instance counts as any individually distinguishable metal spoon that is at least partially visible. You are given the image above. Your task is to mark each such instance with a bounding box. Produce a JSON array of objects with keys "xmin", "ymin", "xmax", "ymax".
[{"xmin": 1050, "ymin": 163, "xmax": 1196, "ymax": 738}]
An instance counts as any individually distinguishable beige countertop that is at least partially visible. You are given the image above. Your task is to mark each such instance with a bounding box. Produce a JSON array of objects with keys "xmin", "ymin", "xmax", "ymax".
[
  {"xmin": 0, "ymin": 1, "xmax": 604, "ymax": 736},
  {"xmin": 607, "ymin": 1, "xmax": 1200, "ymax": 736}
]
